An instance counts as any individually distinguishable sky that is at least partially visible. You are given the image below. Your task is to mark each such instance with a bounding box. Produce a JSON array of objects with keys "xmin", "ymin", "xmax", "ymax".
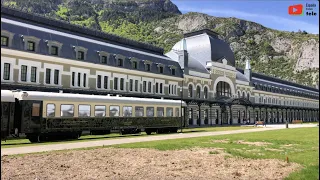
[{"xmin": 171, "ymin": 0, "xmax": 319, "ymax": 34}]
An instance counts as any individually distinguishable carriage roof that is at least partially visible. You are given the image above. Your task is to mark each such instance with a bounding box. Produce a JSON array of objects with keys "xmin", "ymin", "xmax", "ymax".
[
  {"xmin": 14, "ymin": 91, "xmax": 187, "ymax": 106},
  {"xmin": 1, "ymin": 90, "xmax": 15, "ymax": 102}
]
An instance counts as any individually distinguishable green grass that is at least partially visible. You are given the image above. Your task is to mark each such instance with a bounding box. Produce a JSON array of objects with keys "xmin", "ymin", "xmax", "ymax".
[
  {"xmin": 1, "ymin": 126, "xmax": 253, "ymax": 148},
  {"xmin": 112, "ymin": 127, "xmax": 319, "ymax": 180}
]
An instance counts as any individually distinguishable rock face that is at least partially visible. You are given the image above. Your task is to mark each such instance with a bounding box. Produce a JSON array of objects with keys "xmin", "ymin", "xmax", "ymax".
[{"xmin": 2, "ymin": 0, "xmax": 319, "ymax": 86}]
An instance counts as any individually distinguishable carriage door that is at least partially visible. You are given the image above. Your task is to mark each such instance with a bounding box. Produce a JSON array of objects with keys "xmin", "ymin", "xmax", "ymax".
[{"xmin": 21, "ymin": 101, "xmax": 43, "ymax": 133}]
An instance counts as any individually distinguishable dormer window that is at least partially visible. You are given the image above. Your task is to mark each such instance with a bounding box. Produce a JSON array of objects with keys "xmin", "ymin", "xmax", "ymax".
[
  {"xmin": 27, "ymin": 41, "xmax": 35, "ymax": 51},
  {"xmin": 168, "ymin": 65, "xmax": 177, "ymax": 76},
  {"xmin": 1, "ymin": 36, "xmax": 8, "ymax": 46},
  {"xmin": 47, "ymin": 40, "xmax": 63, "ymax": 56},
  {"xmin": 146, "ymin": 64, "xmax": 151, "ymax": 71},
  {"xmin": 74, "ymin": 46, "xmax": 88, "ymax": 61},
  {"xmin": 159, "ymin": 66, "xmax": 164, "ymax": 73},
  {"xmin": 101, "ymin": 56, "xmax": 107, "ymax": 64},
  {"xmin": 77, "ymin": 51, "xmax": 84, "ymax": 60},
  {"xmin": 1, "ymin": 30, "xmax": 14, "ymax": 47},
  {"xmin": 51, "ymin": 46, "xmax": 58, "ymax": 55},
  {"xmin": 22, "ymin": 35, "xmax": 40, "ymax": 52},
  {"xmin": 117, "ymin": 59, "xmax": 123, "ymax": 67},
  {"xmin": 132, "ymin": 61, "xmax": 137, "ymax": 69}
]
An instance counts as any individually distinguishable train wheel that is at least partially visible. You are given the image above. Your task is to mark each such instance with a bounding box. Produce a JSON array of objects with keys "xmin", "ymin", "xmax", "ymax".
[
  {"xmin": 28, "ymin": 135, "xmax": 41, "ymax": 143},
  {"xmin": 145, "ymin": 130, "xmax": 152, "ymax": 135}
]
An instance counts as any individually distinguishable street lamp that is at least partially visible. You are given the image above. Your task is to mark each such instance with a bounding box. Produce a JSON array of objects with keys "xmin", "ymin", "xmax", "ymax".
[{"xmin": 180, "ymin": 80, "xmax": 184, "ymax": 133}]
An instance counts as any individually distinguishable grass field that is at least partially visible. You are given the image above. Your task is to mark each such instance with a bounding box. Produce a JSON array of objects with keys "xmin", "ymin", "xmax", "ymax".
[
  {"xmin": 1, "ymin": 126, "xmax": 253, "ymax": 148},
  {"xmin": 111, "ymin": 127, "xmax": 319, "ymax": 180}
]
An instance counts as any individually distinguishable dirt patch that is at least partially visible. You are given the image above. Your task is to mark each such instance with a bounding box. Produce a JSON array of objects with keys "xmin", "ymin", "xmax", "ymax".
[
  {"xmin": 265, "ymin": 148, "xmax": 284, "ymax": 152},
  {"xmin": 2, "ymin": 148, "xmax": 301, "ymax": 180},
  {"xmin": 212, "ymin": 139, "xmax": 230, "ymax": 143},
  {"xmin": 235, "ymin": 140, "xmax": 273, "ymax": 146}
]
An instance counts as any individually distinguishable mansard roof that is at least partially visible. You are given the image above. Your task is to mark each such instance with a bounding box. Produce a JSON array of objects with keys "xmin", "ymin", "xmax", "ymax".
[{"xmin": 1, "ymin": 5, "xmax": 183, "ymax": 78}]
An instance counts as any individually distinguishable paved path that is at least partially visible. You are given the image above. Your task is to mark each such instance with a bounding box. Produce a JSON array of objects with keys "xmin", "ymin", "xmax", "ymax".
[{"xmin": 1, "ymin": 124, "xmax": 317, "ymax": 156}]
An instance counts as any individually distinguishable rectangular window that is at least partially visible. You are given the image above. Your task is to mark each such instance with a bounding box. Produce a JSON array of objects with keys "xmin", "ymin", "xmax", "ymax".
[
  {"xmin": 120, "ymin": 78, "xmax": 124, "ymax": 90},
  {"xmin": 30, "ymin": 66, "xmax": 37, "ymax": 82},
  {"xmin": 146, "ymin": 64, "xmax": 151, "ymax": 71},
  {"xmin": 171, "ymin": 69, "xmax": 176, "ymax": 76},
  {"xmin": 104, "ymin": 76, "xmax": 108, "ymax": 89},
  {"xmin": 156, "ymin": 83, "xmax": 159, "ymax": 93},
  {"xmin": 160, "ymin": 83, "xmax": 163, "ymax": 94},
  {"xmin": 175, "ymin": 108, "xmax": 180, "ymax": 117},
  {"xmin": 95, "ymin": 105, "xmax": 106, "ymax": 117},
  {"xmin": 77, "ymin": 51, "xmax": 84, "ymax": 60},
  {"xmin": 61, "ymin": 104, "xmax": 74, "ymax": 117},
  {"xmin": 72, "ymin": 72, "xmax": 75, "ymax": 86},
  {"xmin": 109, "ymin": 106, "xmax": 120, "ymax": 117},
  {"xmin": 135, "ymin": 80, "xmax": 139, "ymax": 92},
  {"xmin": 78, "ymin": 105, "xmax": 91, "ymax": 117},
  {"xmin": 132, "ymin": 61, "xmax": 137, "ymax": 69},
  {"xmin": 51, "ymin": 46, "xmax": 58, "ymax": 55},
  {"xmin": 157, "ymin": 107, "xmax": 164, "ymax": 117},
  {"xmin": 166, "ymin": 107, "xmax": 173, "ymax": 117},
  {"xmin": 135, "ymin": 106, "xmax": 144, "ymax": 117},
  {"xmin": 3, "ymin": 63, "xmax": 10, "ymax": 80},
  {"xmin": 129, "ymin": 79, "xmax": 133, "ymax": 91},
  {"xmin": 146, "ymin": 107, "xmax": 154, "ymax": 117},
  {"xmin": 32, "ymin": 103, "xmax": 41, "ymax": 117},
  {"xmin": 101, "ymin": 56, "xmax": 107, "ymax": 64},
  {"xmin": 143, "ymin": 81, "xmax": 146, "ymax": 92},
  {"xmin": 114, "ymin": 77, "xmax": 118, "ymax": 90},
  {"xmin": 27, "ymin": 41, "xmax": 35, "ymax": 51},
  {"xmin": 117, "ymin": 59, "xmax": 123, "ymax": 66},
  {"xmin": 123, "ymin": 106, "xmax": 132, "ymax": 117},
  {"xmin": 83, "ymin": 73, "xmax": 86, "ymax": 87},
  {"xmin": 54, "ymin": 70, "xmax": 59, "ymax": 85},
  {"xmin": 46, "ymin": 104, "xmax": 55, "ymax": 117},
  {"xmin": 78, "ymin": 73, "xmax": 81, "ymax": 87},
  {"xmin": 148, "ymin": 82, "xmax": 152, "ymax": 93},
  {"xmin": 97, "ymin": 75, "xmax": 102, "ymax": 88},
  {"xmin": 159, "ymin": 66, "xmax": 164, "ymax": 73},
  {"xmin": 45, "ymin": 68, "xmax": 51, "ymax": 84},
  {"xmin": 1, "ymin": 36, "xmax": 8, "ymax": 46}
]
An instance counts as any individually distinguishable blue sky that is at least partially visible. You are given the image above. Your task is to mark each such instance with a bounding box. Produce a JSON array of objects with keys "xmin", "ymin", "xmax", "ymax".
[{"xmin": 171, "ymin": 0, "xmax": 319, "ymax": 34}]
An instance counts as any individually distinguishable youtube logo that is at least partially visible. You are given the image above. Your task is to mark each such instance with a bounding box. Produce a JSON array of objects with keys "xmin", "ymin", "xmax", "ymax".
[{"xmin": 288, "ymin": 4, "xmax": 303, "ymax": 15}]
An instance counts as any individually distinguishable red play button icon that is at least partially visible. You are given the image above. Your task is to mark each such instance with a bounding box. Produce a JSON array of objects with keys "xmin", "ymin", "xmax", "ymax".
[{"xmin": 288, "ymin": 4, "xmax": 303, "ymax": 15}]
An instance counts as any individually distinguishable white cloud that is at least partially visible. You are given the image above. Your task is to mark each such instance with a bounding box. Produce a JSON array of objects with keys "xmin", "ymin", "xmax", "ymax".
[{"xmin": 179, "ymin": 6, "xmax": 319, "ymax": 34}]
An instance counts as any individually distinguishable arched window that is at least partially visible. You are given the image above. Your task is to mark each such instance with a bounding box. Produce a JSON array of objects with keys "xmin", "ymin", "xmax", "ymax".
[
  {"xmin": 216, "ymin": 82, "xmax": 231, "ymax": 97},
  {"xmin": 242, "ymin": 92, "xmax": 246, "ymax": 98},
  {"xmin": 188, "ymin": 84, "xmax": 193, "ymax": 97},
  {"xmin": 238, "ymin": 91, "xmax": 241, "ymax": 98},
  {"xmin": 247, "ymin": 92, "xmax": 250, "ymax": 100},
  {"xmin": 196, "ymin": 86, "xmax": 201, "ymax": 98},
  {"xmin": 204, "ymin": 87, "xmax": 208, "ymax": 99}
]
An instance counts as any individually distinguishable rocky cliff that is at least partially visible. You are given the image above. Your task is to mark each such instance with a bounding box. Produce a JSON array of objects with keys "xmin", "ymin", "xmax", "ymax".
[{"xmin": 2, "ymin": 0, "xmax": 319, "ymax": 87}]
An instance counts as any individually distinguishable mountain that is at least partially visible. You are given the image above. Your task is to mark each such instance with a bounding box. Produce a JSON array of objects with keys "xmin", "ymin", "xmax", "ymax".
[{"xmin": 2, "ymin": 0, "xmax": 319, "ymax": 87}]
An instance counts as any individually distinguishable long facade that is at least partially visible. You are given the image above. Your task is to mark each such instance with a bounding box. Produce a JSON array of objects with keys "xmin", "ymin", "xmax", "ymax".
[{"xmin": 1, "ymin": 6, "xmax": 319, "ymax": 126}]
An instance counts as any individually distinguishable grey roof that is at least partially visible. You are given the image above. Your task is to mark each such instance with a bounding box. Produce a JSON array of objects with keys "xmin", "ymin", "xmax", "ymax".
[
  {"xmin": 165, "ymin": 29, "xmax": 235, "ymax": 73},
  {"xmin": 236, "ymin": 71, "xmax": 249, "ymax": 82},
  {"xmin": 1, "ymin": 6, "xmax": 183, "ymax": 78}
]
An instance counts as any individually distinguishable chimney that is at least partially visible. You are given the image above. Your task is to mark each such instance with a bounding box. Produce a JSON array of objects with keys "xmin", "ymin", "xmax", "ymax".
[{"xmin": 244, "ymin": 59, "xmax": 252, "ymax": 82}]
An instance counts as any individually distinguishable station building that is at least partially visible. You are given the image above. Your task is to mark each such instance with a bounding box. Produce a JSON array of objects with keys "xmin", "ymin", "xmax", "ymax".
[{"xmin": 1, "ymin": 6, "xmax": 319, "ymax": 126}]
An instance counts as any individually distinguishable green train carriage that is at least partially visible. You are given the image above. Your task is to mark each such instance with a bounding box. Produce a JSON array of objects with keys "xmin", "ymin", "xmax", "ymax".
[{"xmin": 12, "ymin": 90, "xmax": 187, "ymax": 142}]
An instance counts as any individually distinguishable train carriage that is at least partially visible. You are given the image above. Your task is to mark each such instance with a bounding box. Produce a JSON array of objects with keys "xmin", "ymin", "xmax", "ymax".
[
  {"xmin": 11, "ymin": 90, "xmax": 187, "ymax": 142},
  {"xmin": 1, "ymin": 90, "xmax": 16, "ymax": 139}
]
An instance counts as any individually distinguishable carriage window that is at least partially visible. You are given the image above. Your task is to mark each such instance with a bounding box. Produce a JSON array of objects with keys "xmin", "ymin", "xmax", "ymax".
[
  {"xmin": 109, "ymin": 106, "xmax": 120, "ymax": 117},
  {"xmin": 46, "ymin": 104, "xmax": 55, "ymax": 117},
  {"xmin": 157, "ymin": 107, "xmax": 164, "ymax": 117},
  {"xmin": 175, "ymin": 108, "xmax": 180, "ymax": 117},
  {"xmin": 32, "ymin": 103, "xmax": 40, "ymax": 116},
  {"xmin": 123, "ymin": 106, "xmax": 133, "ymax": 117},
  {"xmin": 166, "ymin": 107, "xmax": 173, "ymax": 117},
  {"xmin": 79, "ymin": 105, "xmax": 91, "ymax": 117},
  {"xmin": 146, "ymin": 107, "xmax": 154, "ymax": 117},
  {"xmin": 135, "ymin": 106, "xmax": 144, "ymax": 117},
  {"xmin": 95, "ymin": 105, "xmax": 106, "ymax": 117},
  {"xmin": 61, "ymin": 104, "xmax": 74, "ymax": 117}
]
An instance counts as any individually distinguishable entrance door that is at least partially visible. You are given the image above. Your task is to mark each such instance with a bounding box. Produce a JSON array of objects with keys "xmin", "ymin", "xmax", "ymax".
[{"xmin": 221, "ymin": 106, "xmax": 228, "ymax": 124}]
